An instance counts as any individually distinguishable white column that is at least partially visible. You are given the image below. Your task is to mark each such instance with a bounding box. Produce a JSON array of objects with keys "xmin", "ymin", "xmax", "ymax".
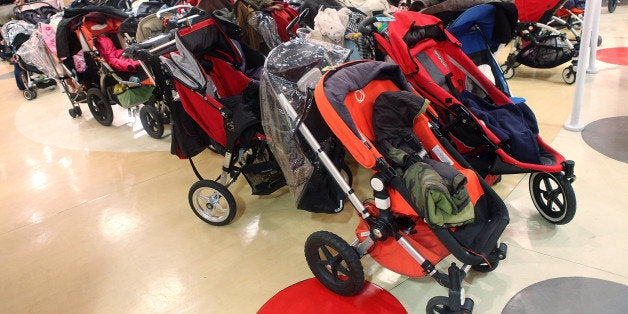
[
  {"xmin": 587, "ymin": 0, "xmax": 602, "ymax": 73},
  {"xmin": 564, "ymin": 0, "xmax": 602, "ymax": 131}
]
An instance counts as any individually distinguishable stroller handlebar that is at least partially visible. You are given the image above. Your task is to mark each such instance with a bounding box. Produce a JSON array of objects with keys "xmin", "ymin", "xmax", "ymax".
[
  {"xmin": 358, "ymin": 16, "xmax": 379, "ymax": 36},
  {"xmin": 286, "ymin": 8, "xmax": 309, "ymax": 39},
  {"xmin": 123, "ymin": 31, "xmax": 176, "ymax": 61}
]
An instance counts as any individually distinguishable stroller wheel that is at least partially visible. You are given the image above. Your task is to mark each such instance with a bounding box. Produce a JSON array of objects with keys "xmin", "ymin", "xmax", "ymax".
[
  {"xmin": 139, "ymin": 104, "xmax": 164, "ymax": 139},
  {"xmin": 471, "ymin": 260, "xmax": 499, "ymax": 273},
  {"xmin": 304, "ymin": 231, "xmax": 364, "ymax": 296},
  {"xmin": 23, "ymin": 88, "xmax": 37, "ymax": 100},
  {"xmin": 426, "ymin": 295, "xmax": 474, "ymax": 314},
  {"xmin": 500, "ymin": 64, "xmax": 515, "ymax": 80},
  {"xmin": 188, "ymin": 180, "xmax": 237, "ymax": 226},
  {"xmin": 562, "ymin": 67, "xmax": 576, "ymax": 85},
  {"xmin": 529, "ymin": 172, "xmax": 577, "ymax": 225},
  {"xmin": 68, "ymin": 107, "xmax": 82, "ymax": 118},
  {"xmin": 86, "ymin": 88, "xmax": 114, "ymax": 126},
  {"xmin": 609, "ymin": 0, "xmax": 618, "ymax": 13}
]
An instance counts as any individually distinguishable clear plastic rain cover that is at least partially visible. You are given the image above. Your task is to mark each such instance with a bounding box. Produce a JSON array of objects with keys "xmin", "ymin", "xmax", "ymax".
[
  {"xmin": 260, "ymin": 38, "xmax": 350, "ymax": 203},
  {"xmin": 17, "ymin": 31, "xmax": 60, "ymax": 78}
]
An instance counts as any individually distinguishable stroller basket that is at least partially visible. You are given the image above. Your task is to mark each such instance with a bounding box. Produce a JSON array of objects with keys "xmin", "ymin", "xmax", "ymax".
[
  {"xmin": 241, "ymin": 154, "xmax": 285, "ymax": 195},
  {"xmin": 517, "ymin": 33, "xmax": 574, "ymax": 68}
]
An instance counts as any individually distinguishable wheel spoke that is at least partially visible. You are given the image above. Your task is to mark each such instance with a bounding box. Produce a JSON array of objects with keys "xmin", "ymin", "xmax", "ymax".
[
  {"xmin": 320, "ymin": 245, "xmax": 334, "ymax": 261},
  {"xmin": 547, "ymin": 189, "xmax": 564, "ymax": 210}
]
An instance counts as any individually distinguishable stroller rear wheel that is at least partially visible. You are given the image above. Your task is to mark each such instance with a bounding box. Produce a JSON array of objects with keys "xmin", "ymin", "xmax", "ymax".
[
  {"xmin": 529, "ymin": 172, "xmax": 577, "ymax": 225},
  {"xmin": 86, "ymin": 88, "xmax": 114, "ymax": 126},
  {"xmin": 188, "ymin": 180, "xmax": 237, "ymax": 226},
  {"xmin": 23, "ymin": 88, "xmax": 37, "ymax": 100},
  {"xmin": 304, "ymin": 231, "xmax": 364, "ymax": 296},
  {"xmin": 139, "ymin": 104, "xmax": 164, "ymax": 139}
]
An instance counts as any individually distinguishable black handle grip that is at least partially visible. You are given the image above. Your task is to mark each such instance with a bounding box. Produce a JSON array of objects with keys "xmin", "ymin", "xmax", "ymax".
[{"xmin": 358, "ymin": 16, "xmax": 379, "ymax": 36}]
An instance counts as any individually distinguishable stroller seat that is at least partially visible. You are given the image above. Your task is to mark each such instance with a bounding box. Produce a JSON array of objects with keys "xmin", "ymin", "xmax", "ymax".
[{"xmin": 304, "ymin": 60, "xmax": 508, "ymax": 311}]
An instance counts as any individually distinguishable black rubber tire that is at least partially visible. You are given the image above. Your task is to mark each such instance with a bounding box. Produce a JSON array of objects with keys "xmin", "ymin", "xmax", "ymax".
[
  {"xmin": 426, "ymin": 295, "xmax": 474, "ymax": 314},
  {"xmin": 188, "ymin": 180, "xmax": 237, "ymax": 226},
  {"xmin": 529, "ymin": 172, "xmax": 577, "ymax": 225},
  {"xmin": 471, "ymin": 260, "xmax": 499, "ymax": 273},
  {"xmin": 23, "ymin": 88, "xmax": 37, "ymax": 100},
  {"xmin": 139, "ymin": 104, "xmax": 164, "ymax": 139},
  {"xmin": 304, "ymin": 231, "xmax": 364, "ymax": 296},
  {"xmin": 500, "ymin": 64, "xmax": 515, "ymax": 79},
  {"xmin": 68, "ymin": 106, "xmax": 83, "ymax": 118},
  {"xmin": 608, "ymin": 0, "xmax": 617, "ymax": 13},
  {"xmin": 562, "ymin": 67, "xmax": 576, "ymax": 85},
  {"xmin": 86, "ymin": 88, "xmax": 114, "ymax": 126}
]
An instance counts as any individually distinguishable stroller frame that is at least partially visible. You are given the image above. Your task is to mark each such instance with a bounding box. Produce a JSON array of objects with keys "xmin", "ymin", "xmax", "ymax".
[
  {"xmin": 501, "ymin": 0, "xmax": 582, "ymax": 84},
  {"xmin": 362, "ymin": 11, "xmax": 577, "ymax": 225},
  {"xmin": 269, "ymin": 59, "xmax": 508, "ymax": 313},
  {"xmin": 149, "ymin": 16, "xmax": 285, "ymax": 226}
]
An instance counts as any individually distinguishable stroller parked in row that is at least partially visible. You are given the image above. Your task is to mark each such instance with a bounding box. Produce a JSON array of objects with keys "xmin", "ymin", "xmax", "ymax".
[
  {"xmin": 500, "ymin": 0, "xmax": 580, "ymax": 84},
  {"xmin": 56, "ymin": 5, "xmax": 166, "ymax": 138},
  {"xmin": 262, "ymin": 37, "xmax": 509, "ymax": 311},
  {"xmin": 363, "ymin": 11, "xmax": 577, "ymax": 224},
  {"xmin": 133, "ymin": 15, "xmax": 285, "ymax": 225},
  {"xmin": 1, "ymin": 19, "xmax": 57, "ymax": 99}
]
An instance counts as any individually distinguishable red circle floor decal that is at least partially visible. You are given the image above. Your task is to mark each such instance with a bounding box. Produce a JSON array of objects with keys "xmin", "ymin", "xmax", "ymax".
[
  {"xmin": 596, "ymin": 47, "xmax": 628, "ymax": 66},
  {"xmin": 258, "ymin": 278, "xmax": 407, "ymax": 313}
]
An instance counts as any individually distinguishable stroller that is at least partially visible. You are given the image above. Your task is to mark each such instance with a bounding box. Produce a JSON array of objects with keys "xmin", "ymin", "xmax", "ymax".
[
  {"xmin": 264, "ymin": 54, "xmax": 509, "ymax": 312},
  {"xmin": 1, "ymin": 19, "xmax": 57, "ymax": 99},
  {"xmin": 364, "ymin": 11, "xmax": 577, "ymax": 224},
  {"xmin": 56, "ymin": 5, "xmax": 164, "ymax": 137},
  {"xmin": 151, "ymin": 17, "xmax": 285, "ymax": 225},
  {"xmin": 500, "ymin": 0, "xmax": 581, "ymax": 84},
  {"xmin": 233, "ymin": 0, "xmax": 300, "ymax": 54},
  {"xmin": 12, "ymin": 0, "xmax": 62, "ymax": 24}
]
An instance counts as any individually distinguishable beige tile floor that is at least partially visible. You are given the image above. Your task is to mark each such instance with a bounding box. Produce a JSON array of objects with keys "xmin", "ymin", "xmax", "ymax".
[{"xmin": 1, "ymin": 6, "xmax": 627, "ymax": 314}]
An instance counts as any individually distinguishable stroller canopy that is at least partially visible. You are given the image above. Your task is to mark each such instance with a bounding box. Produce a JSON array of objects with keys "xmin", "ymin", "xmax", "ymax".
[
  {"xmin": 314, "ymin": 61, "xmax": 412, "ymax": 169},
  {"xmin": 1, "ymin": 19, "xmax": 35, "ymax": 48},
  {"xmin": 56, "ymin": 5, "xmax": 128, "ymax": 58},
  {"xmin": 446, "ymin": 3, "xmax": 518, "ymax": 55},
  {"xmin": 514, "ymin": 0, "xmax": 567, "ymax": 23}
]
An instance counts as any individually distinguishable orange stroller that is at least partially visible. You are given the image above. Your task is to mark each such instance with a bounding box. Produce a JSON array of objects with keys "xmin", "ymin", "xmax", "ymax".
[{"xmin": 264, "ymin": 56, "xmax": 509, "ymax": 312}]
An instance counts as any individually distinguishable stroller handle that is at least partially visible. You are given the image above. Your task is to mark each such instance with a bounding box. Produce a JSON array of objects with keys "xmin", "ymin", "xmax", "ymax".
[
  {"xmin": 286, "ymin": 8, "xmax": 309, "ymax": 39},
  {"xmin": 358, "ymin": 16, "xmax": 379, "ymax": 36},
  {"xmin": 123, "ymin": 32, "xmax": 175, "ymax": 60}
]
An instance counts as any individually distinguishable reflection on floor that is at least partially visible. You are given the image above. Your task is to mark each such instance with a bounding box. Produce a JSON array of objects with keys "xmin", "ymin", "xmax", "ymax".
[{"xmin": 0, "ymin": 6, "xmax": 627, "ymax": 314}]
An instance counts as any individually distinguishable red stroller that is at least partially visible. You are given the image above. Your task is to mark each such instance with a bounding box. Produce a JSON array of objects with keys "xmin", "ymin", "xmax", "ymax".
[
  {"xmin": 501, "ymin": 0, "xmax": 582, "ymax": 84},
  {"xmin": 365, "ymin": 11, "xmax": 577, "ymax": 224},
  {"xmin": 155, "ymin": 17, "xmax": 285, "ymax": 225}
]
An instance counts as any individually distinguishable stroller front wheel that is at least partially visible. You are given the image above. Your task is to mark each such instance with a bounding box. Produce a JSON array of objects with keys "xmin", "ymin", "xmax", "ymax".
[
  {"xmin": 189, "ymin": 180, "xmax": 237, "ymax": 226},
  {"xmin": 500, "ymin": 64, "xmax": 515, "ymax": 80},
  {"xmin": 23, "ymin": 88, "xmax": 37, "ymax": 100},
  {"xmin": 529, "ymin": 172, "xmax": 577, "ymax": 225},
  {"xmin": 562, "ymin": 67, "xmax": 576, "ymax": 85},
  {"xmin": 139, "ymin": 104, "xmax": 164, "ymax": 139},
  {"xmin": 304, "ymin": 231, "xmax": 364, "ymax": 296},
  {"xmin": 608, "ymin": 0, "xmax": 618, "ymax": 13}
]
